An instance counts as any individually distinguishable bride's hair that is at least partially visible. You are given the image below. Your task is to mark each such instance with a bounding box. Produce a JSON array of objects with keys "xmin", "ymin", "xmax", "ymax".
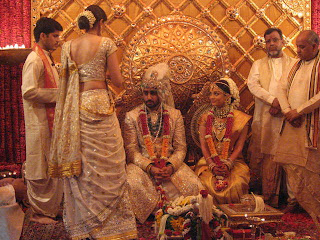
[{"xmin": 214, "ymin": 80, "xmax": 235, "ymax": 103}]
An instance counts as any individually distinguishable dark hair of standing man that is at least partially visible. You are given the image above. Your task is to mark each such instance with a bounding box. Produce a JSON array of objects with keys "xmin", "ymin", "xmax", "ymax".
[
  {"xmin": 264, "ymin": 28, "xmax": 283, "ymax": 40},
  {"xmin": 34, "ymin": 17, "xmax": 63, "ymax": 42}
]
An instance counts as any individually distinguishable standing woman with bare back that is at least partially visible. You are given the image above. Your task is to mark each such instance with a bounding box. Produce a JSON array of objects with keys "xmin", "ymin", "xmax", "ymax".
[{"xmin": 49, "ymin": 5, "xmax": 137, "ymax": 239}]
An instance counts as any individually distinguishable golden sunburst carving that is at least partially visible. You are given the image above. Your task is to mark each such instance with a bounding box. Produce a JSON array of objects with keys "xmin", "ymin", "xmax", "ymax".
[{"xmin": 121, "ymin": 14, "xmax": 230, "ymax": 114}]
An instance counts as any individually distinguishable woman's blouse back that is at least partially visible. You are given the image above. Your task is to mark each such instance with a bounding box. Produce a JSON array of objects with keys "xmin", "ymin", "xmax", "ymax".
[{"xmin": 76, "ymin": 37, "xmax": 117, "ymax": 82}]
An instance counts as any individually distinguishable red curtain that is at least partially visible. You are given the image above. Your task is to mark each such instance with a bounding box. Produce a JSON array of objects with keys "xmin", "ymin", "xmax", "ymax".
[
  {"xmin": 0, "ymin": 0, "xmax": 30, "ymax": 164},
  {"xmin": 312, "ymin": 0, "xmax": 320, "ymax": 34},
  {"xmin": 0, "ymin": 64, "xmax": 26, "ymax": 164},
  {"xmin": 0, "ymin": 0, "xmax": 31, "ymax": 48}
]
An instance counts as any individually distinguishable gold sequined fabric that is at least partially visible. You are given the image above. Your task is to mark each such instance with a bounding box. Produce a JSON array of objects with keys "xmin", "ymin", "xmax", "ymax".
[
  {"xmin": 49, "ymin": 41, "xmax": 81, "ymax": 178},
  {"xmin": 63, "ymin": 93, "xmax": 137, "ymax": 239},
  {"xmin": 124, "ymin": 104, "xmax": 203, "ymax": 223},
  {"xmin": 80, "ymin": 89, "xmax": 115, "ymax": 116},
  {"xmin": 78, "ymin": 37, "xmax": 117, "ymax": 82},
  {"xmin": 50, "ymin": 40, "xmax": 137, "ymax": 239}
]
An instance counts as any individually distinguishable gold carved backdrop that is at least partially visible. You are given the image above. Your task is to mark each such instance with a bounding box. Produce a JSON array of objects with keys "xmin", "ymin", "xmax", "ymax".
[{"xmin": 32, "ymin": 0, "xmax": 311, "ymax": 113}]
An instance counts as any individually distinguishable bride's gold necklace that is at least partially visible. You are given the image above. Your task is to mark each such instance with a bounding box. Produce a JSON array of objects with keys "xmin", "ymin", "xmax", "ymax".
[
  {"xmin": 213, "ymin": 117, "xmax": 227, "ymax": 143},
  {"xmin": 213, "ymin": 105, "xmax": 232, "ymax": 118}
]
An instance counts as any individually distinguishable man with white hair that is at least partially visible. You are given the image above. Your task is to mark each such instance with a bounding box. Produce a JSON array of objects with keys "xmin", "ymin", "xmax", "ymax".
[
  {"xmin": 124, "ymin": 62, "xmax": 203, "ymax": 223},
  {"xmin": 276, "ymin": 30, "xmax": 320, "ymax": 228}
]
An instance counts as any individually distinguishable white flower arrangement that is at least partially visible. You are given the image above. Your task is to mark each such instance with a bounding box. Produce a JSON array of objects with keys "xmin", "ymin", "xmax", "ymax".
[
  {"xmin": 155, "ymin": 192, "xmax": 226, "ymax": 240},
  {"xmin": 76, "ymin": 10, "xmax": 96, "ymax": 29}
]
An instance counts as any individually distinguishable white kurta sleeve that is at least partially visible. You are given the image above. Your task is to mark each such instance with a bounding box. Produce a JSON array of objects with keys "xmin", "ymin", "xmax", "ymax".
[
  {"xmin": 277, "ymin": 67, "xmax": 292, "ymax": 114},
  {"xmin": 296, "ymin": 92, "xmax": 320, "ymax": 114},
  {"xmin": 22, "ymin": 55, "xmax": 58, "ymax": 104},
  {"xmin": 247, "ymin": 60, "xmax": 275, "ymax": 105}
]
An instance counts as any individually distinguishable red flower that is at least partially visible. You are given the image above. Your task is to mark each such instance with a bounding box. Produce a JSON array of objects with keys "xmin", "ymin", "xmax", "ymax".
[
  {"xmin": 173, "ymin": 231, "xmax": 181, "ymax": 236},
  {"xmin": 164, "ymin": 229, "xmax": 172, "ymax": 236},
  {"xmin": 211, "ymin": 219, "xmax": 220, "ymax": 228},
  {"xmin": 157, "ymin": 202, "xmax": 163, "ymax": 208},
  {"xmin": 200, "ymin": 189, "xmax": 209, "ymax": 198},
  {"xmin": 215, "ymin": 229, "xmax": 223, "ymax": 238}
]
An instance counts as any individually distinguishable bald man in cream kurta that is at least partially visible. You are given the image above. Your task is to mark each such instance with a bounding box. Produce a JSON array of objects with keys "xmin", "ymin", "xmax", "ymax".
[
  {"xmin": 276, "ymin": 54, "xmax": 320, "ymax": 228},
  {"xmin": 248, "ymin": 53, "xmax": 295, "ymax": 207}
]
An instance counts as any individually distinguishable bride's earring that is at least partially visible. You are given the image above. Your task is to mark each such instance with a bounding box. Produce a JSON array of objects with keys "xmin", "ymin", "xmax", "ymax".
[{"xmin": 226, "ymin": 97, "xmax": 231, "ymax": 105}]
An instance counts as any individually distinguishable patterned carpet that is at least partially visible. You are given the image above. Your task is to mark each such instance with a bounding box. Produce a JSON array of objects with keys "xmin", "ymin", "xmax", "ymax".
[
  {"xmin": 20, "ymin": 210, "xmax": 70, "ymax": 240},
  {"xmin": 19, "ymin": 209, "xmax": 318, "ymax": 240}
]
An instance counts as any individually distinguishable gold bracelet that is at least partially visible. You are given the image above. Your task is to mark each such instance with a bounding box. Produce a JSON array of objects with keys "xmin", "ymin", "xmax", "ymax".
[
  {"xmin": 146, "ymin": 163, "xmax": 153, "ymax": 176},
  {"xmin": 208, "ymin": 162, "xmax": 216, "ymax": 171},
  {"xmin": 221, "ymin": 158, "xmax": 234, "ymax": 170}
]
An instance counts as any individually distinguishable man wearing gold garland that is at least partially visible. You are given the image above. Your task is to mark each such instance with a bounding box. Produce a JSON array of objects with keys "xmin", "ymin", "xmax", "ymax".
[
  {"xmin": 194, "ymin": 78, "xmax": 251, "ymax": 204},
  {"xmin": 124, "ymin": 62, "xmax": 203, "ymax": 223},
  {"xmin": 21, "ymin": 17, "xmax": 63, "ymax": 224},
  {"xmin": 275, "ymin": 30, "xmax": 320, "ymax": 229},
  {"xmin": 247, "ymin": 28, "xmax": 295, "ymax": 208}
]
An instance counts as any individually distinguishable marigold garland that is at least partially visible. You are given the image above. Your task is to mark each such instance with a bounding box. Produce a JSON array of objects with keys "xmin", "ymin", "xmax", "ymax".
[
  {"xmin": 205, "ymin": 110, "xmax": 234, "ymax": 192},
  {"xmin": 139, "ymin": 107, "xmax": 170, "ymax": 207}
]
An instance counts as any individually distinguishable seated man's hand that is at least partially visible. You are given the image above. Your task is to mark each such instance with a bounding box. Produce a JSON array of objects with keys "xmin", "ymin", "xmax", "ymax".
[
  {"xmin": 159, "ymin": 165, "xmax": 174, "ymax": 180},
  {"xmin": 150, "ymin": 166, "xmax": 164, "ymax": 180},
  {"xmin": 150, "ymin": 165, "xmax": 174, "ymax": 181}
]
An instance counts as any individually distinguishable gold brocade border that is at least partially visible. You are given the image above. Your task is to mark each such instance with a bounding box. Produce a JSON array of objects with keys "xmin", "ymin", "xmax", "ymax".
[
  {"xmin": 94, "ymin": 230, "xmax": 138, "ymax": 240},
  {"xmin": 80, "ymin": 104, "xmax": 115, "ymax": 116},
  {"xmin": 71, "ymin": 230, "xmax": 138, "ymax": 240},
  {"xmin": 48, "ymin": 159, "xmax": 81, "ymax": 178},
  {"xmin": 71, "ymin": 233, "xmax": 90, "ymax": 240}
]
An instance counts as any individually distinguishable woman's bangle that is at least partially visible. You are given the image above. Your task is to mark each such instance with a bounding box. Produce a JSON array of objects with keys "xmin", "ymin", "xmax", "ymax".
[
  {"xmin": 221, "ymin": 158, "xmax": 234, "ymax": 170},
  {"xmin": 146, "ymin": 163, "xmax": 153, "ymax": 176},
  {"xmin": 208, "ymin": 162, "xmax": 216, "ymax": 171}
]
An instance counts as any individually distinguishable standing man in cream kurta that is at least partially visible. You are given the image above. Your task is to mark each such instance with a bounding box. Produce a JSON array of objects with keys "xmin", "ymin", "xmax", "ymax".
[
  {"xmin": 248, "ymin": 28, "xmax": 295, "ymax": 208},
  {"xmin": 276, "ymin": 30, "xmax": 320, "ymax": 229},
  {"xmin": 21, "ymin": 17, "xmax": 63, "ymax": 224},
  {"xmin": 124, "ymin": 63, "xmax": 203, "ymax": 223}
]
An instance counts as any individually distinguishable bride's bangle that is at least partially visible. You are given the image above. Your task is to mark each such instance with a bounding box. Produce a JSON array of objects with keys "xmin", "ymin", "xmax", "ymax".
[
  {"xmin": 221, "ymin": 158, "xmax": 234, "ymax": 170},
  {"xmin": 208, "ymin": 162, "xmax": 216, "ymax": 171}
]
